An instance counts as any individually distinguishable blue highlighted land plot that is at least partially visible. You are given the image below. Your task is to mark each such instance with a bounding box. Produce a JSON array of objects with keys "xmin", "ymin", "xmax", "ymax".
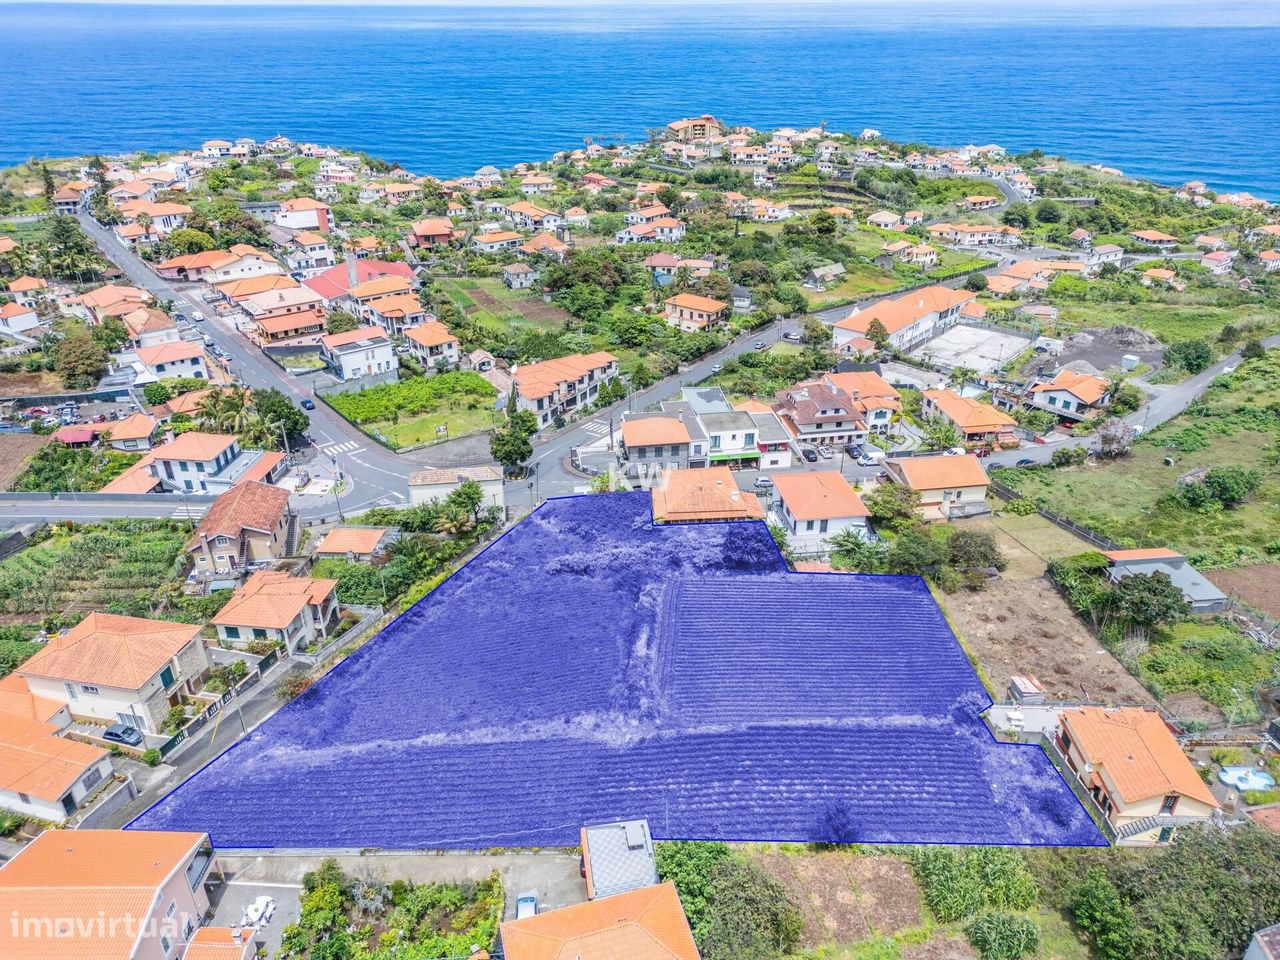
[{"xmin": 131, "ymin": 492, "xmax": 1105, "ymax": 848}]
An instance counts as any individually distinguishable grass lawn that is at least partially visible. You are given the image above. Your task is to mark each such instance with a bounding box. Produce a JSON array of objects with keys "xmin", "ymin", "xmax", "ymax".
[
  {"xmin": 1052, "ymin": 301, "xmax": 1280, "ymax": 344},
  {"xmin": 367, "ymin": 401, "xmax": 501, "ymax": 448},
  {"xmin": 1138, "ymin": 619, "xmax": 1278, "ymax": 724},
  {"xmin": 993, "ymin": 350, "xmax": 1280, "ymax": 562},
  {"xmin": 802, "ymin": 264, "xmax": 900, "ymax": 307}
]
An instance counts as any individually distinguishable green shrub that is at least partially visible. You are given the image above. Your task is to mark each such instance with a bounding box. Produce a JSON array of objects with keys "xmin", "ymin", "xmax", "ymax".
[
  {"xmin": 655, "ymin": 841, "xmax": 731, "ymax": 939},
  {"xmin": 910, "ymin": 847, "xmax": 1037, "ymax": 923},
  {"xmin": 1002, "ymin": 498, "xmax": 1038, "ymax": 516},
  {"xmin": 141, "ymin": 748, "xmax": 161, "ymax": 767},
  {"xmin": 965, "ymin": 912, "xmax": 1040, "ymax": 960},
  {"xmin": 328, "ymin": 370, "xmax": 495, "ymax": 425}
]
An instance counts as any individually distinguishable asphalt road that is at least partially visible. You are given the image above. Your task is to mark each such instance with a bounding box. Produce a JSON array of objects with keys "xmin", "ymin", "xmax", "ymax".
[{"xmin": 76, "ymin": 213, "xmax": 413, "ymax": 517}]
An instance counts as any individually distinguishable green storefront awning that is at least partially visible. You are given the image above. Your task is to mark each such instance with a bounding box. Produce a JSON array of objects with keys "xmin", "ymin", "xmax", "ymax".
[{"xmin": 709, "ymin": 451, "xmax": 761, "ymax": 462}]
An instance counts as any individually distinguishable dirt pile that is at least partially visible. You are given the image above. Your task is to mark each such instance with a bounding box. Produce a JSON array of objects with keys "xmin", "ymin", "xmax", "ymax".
[{"xmin": 1095, "ymin": 324, "xmax": 1164, "ymax": 350}]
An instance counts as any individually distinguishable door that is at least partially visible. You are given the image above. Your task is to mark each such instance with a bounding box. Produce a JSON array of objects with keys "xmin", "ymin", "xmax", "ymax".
[{"xmin": 61, "ymin": 793, "xmax": 78, "ymax": 816}]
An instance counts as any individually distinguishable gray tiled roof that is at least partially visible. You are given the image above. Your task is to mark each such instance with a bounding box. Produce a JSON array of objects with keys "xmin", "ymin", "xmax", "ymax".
[{"xmin": 581, "ymin": 819, "xmax": 659, "ymax": 900}]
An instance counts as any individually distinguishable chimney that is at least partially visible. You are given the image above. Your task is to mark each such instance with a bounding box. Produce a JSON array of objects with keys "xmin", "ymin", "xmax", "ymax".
[{"xmin": 346, "ymin": 252, "xmax": 358, "ymax": 290}]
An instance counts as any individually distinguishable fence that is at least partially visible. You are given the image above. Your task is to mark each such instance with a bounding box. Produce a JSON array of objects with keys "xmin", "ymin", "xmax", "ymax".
[
  {"xmin": 988, "ymin": 478, "xmax": 1119, "ymax": 551},
  {"xmin": 292, "ymin": 605, "xmax": 384, "ymax": 666},
  {"xmin": 157, "ymin": 647, "xmax": 286, "ymax": 758},
  {"xmin": 1038, "ymin": 733, "xmax": 1118, "ymax": 844}
]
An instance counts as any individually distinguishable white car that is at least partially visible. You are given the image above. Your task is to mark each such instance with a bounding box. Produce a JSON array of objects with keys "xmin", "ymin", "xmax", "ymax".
[
  {"xmin": 710, "ymin": 363, "xmax": 723, "ymax": 373},
  {"xmin": 753, "ymin": 475, "xmax": 774, "ymax": 488},
  {"xmin": 190, "ymin": 310, "xmax": 206, "ymax": 322},
  {"xmin": 515, "ymin": 891, "xmax": 538, "ymax": 920},
  {"xmin": 943, "ymin": 447, "xmax": 966, "ymax": 456},
  {"xmin": 816, "ymin": 446, "xmax": 833, "ymax": 459}
]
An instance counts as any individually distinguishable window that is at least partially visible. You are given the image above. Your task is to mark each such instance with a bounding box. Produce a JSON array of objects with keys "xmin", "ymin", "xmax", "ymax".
[
  {"xmin": 18, "ymin": 793, "xmax": 30, "ymax": 804},
  {"xmin": 805, "ymin": 520, "xmax": 814, "ymax": 531},
  {"xmin": 81, "ymin": 767, "xmax": 104, "ymax": 792},
  {"xmin": 710, "ymin": 435, "xmax": 721, "ymax": 450},
  {"xmin": 160, "ymin": 935, "xmax": 172, "ymax": 956},
  {"xmin": 253, "ymin": 628, "xmax": 267, "ymax": 640},
  {"xmin": 64, "ymin": 682, "xmax": 78, "ymax": 701},
  {"xmin": 1159, "ymin": 795, "xmax": 1178, "ymax": 815},
  {"xmin": 744, "ymin": 433, "xmax": 755, "ymax": 445},
  {"xmin": 224, "ymin": 626, "xmax": 240, "ymax": 639},
  {"xmin": 637, "ymin": 447, "xmax": 647, "ymax": 459},
  {"xmin": 166, "ymin": 900, "xmax": 177, "ymax": 919},
  {"xmin": 820, "ymin": 519, "xmax": 829, "ymax": 534},
  {"xmin": 80, "ymin": 684, "xmax": 99, "ymax": 696}
]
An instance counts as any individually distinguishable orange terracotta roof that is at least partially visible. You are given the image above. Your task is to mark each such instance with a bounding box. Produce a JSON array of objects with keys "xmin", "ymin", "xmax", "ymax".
[
  {"xmin": 154, "ymin": 431, "xmax": 236, "ymax": 463},
  {"xmin": 256, "ymin": 309, "xmax": 325, "ymax": 334},
  {"xmin": 280, "ymin": 197, "xmax": 329, "ymax": 211},
  {"xmin": 0, "ymin": 673, "xmax": 66, "ymax": 724},
  {"xmin": 366, "ymin": 293, "xmax": 425, "ymax": 320},
  {"xmin": 622, "ymin": 417, "xmax": 692, "ymax": 448},
  {"xmin": 515, "ymin": 352, "xmax": 616, "ymax": 401},
  {"xmin": 213, "ymin": 570, "xmax": 335, "ymax": 630},
  {"xmin": 893, "ymin": 454, "xmax": 989, "ymax": 491},
  {"xmin": 234, "ymin": 450, "xmax": 285, "ymax": 485},
  {"xmin": 182, "ymin": 927, "xmax": 255, "ymax": 960},
  {"xmin": 315, "ymin": 526, "xmax": 390, "ymax": 556},
  {"xmin": 1102, "ymin": 548, "xmax": 1184, "ymax": 562},
  {"xmin": 0, "ymin": 714, "xmax": 108, "ymax": 803},
  {"xmin": 1133, "ymin": 229, "xmax": 1178, "ymax": 242},
  {"xmin": 651, "ymin": 467, "xmax": 765, "ymax": 523},
  {"xmin": 923, "ymin": 389, "xmax": 1016, "ymax": 432},
  {"xmin": 320, "ymin": 325, "xmax": 390, "ymax": 350},
  {"xmin": 499, "ymin": 882, "xmax": 698, "ymax": 960},
  {"xmin": 191, "ymin": 480, "xmax": 290, "ymax": 545},
  {"xmin": 1030, "ymin": 369, "xmax": 1110, "ymax": 405},
  {"xmin": 0, "ymin": 830, "xmax": 206, "ymax": 960},
  {"xmin": 215, "ymin": 274, "xmax": 298, "ymax": 300},
  {"xmin": 8, "ymin": 276, "xmax": 47, "ymax": 293},
  {"xmin": 409, "ymin": 464, "xmax": 503, "ymax": 486},
  {"xmin": 732, "ymin": 399, "xmax": 774, "ymax": 414},
  {"xmin": 794, "ymin": 560, "xmax": 843, "ymax": 572},
  {"xmin": 98, "ymin": 453, "xmax": 160, "ymax": 494},
  {"xmin": 104, "ymin": 412, "xmax": 157, "ymax": 442},
  {"xmin": 665, "ymin": 293, "xmax": 728, "ymax": 314},
  {"xmin": 292, "ymin": 230, "xmax": 328, "ymax": 246},
  {"xmin": 135, "ymin": 341, "xmax": 205, "ymax": 367},
  {"xmin": 121, "ymin": 306, "xmax": 175, "ymax": 337},
  {"xmin": 19, "ymin": 612, "xmax": 200, "ymax": 690},
  {"xmin": 1059, "ymin": 707, "xmax": 1218, "ymax": 807},
  {"xmin": 773, "ymin": 471, "xmax": 869, "ymax": 521},
  {"xmin": 404, "ymin": 320, "xmax": 457, "ymax": 348},
  {"xmin": 824, "ymin": 371, "xmax": 899, "ymax": 402},
  {"xmin": 474, "ymin": 230, "xmax": 524, "ymax": 244},
  {"xmin": 349, "ymin": 276, "xmax": 412, "ymax": 300},
  {"xmin": 835, "ymin": 286, "xmax": 975, "ymax": 337}
]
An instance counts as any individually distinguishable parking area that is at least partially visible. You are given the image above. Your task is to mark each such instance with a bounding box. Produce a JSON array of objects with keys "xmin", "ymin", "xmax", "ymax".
[
  {"xmin": 208, "ymin": 879, "xmax": 302, "ymax": 958},
  {"xmin": 909, "ymin": 324, "xmax": 1032, "ymax": 374}
]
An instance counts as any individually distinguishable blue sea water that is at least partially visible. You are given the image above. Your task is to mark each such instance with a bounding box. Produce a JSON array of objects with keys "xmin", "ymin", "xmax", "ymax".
[{"xmin": 0, "ymin": 2, "xmax": 1278, "ymax": 196}]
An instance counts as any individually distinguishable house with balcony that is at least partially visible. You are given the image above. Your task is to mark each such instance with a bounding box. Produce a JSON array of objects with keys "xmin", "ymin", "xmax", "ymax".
[
  {"xmin": 120, "ymin": 305, "xmax": 179, "ymax": 349},
  {"xmin": 620, "ymin": 415, "xmax": 693, "ymax": 475},
  {"xmin": 472, "ymin": 230, "xmax": 524, "ymax": 254},
  {"xmin": 281, "ymin": 231, "xmax": 335, "ymax": 275},
  {"xmin": 774, "ymin": 379, "xmax": 868, "ymax": 448},
  {"xmin": 823, "ymin": 371, "xmax": 901, "ymax": 437},
  {"xmin": 404, "ymin": 320, "xmax": 461, "ymax": 372},
  {"xmin": 1054, "ymin": 706, "xmax": 1219, "ymax": 844},
  {"xmin": 0, "ymin": 300, "xmax": 39, "ymax": 336},
  {"xmin": 770, "ymin": 471, "xmax": 871, "ymax": 554},
  {"xmin": 1026, "ymin": 368, "xmax": 1111, "ymax": 421},
  {"xmin": 833, "ymin": 285, "xmax": 975, "ymax": 353},
  {"xmin": 148, "ymin": 432, "xmax": 283, "ymax": 494},
  {"xmin": 17, "ymin": 613, "xmax": 209, "ymax": 735},
  {"xmin": 922, "ymin": 389, "xmax": 1018, "ymax": 446},
  {"xmin": 212, "ymin": 570, "xmax": 339, "ymax": 653},
  {"xmin": 155, "ymin": 245, "xmax": 281, "ymax": 284},
  {"xmin": 1131, "ymin": 229, "xmax": 1178, "ymax": 250},
  {"xmin": 663, "ymin": 292, "xmax": 728, "ymax": 332},
  {"xmin": 187, "ymin": 480, "xmax": 294, "ymax": 576},
  {"xmin": 513, "ymin": 352, "xmax": 619, "ymax": 429},
  {"xmin": 886, "ymin": 454, "xmax": 991, "ymax": 521},
  {"xmin": 0, "ymin": 829, "xmax": 244, "ymax": 960},
  {"xmin": 505, "ymin": 201, "xmax": 562, "ymax": 231},
  {"xmin": 319, "ymin": 326, "xmax": 397, "ymax": 382}
]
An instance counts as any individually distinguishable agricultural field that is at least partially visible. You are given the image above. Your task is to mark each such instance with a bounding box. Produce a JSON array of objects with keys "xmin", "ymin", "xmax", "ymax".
[
  {"xmin": 0, "ymin": 433, "xmax": 48, "ymax": 490},
  {"xmin": 326, "ymin": 369, "xmax": 501, "ymax": 449},
  {"xmin": 0, "ymin": 520, "xmax": 190, "ymax": 619},
  {"xmin": 1052, "ymin": 300, "xmax": 1280, "ymax": 345},
  {"xmin": 802, "ymin": 263, "xmax": 900, "ymax": 307},
  {"xmin": 437, "ymin": 276, "xmax": 570, "ymax": 335},
  {"xmin": 133, "ymin": 492, "xmax": 1102, "ymax": 849},
  {"xmin": 992, "ymin": 352, "xmax": 1280, "ymax": 564}
]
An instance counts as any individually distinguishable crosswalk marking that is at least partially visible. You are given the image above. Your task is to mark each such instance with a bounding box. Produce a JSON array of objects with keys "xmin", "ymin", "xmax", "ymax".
[
  {"xmin": 579, "ymin": 421, "xmax": 610, "ymax": 437},
  {"xmin": 322, "ymin": 440, "xmax": 362, "ymax": 455}
]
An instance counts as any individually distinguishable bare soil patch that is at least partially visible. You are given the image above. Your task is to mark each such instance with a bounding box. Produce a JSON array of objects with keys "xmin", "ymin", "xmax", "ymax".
[
  {"xmin": 751, "ymin": 851, "xmax": 922, "ymax": 948},
  {"xmin": 0, "ymin": 433, "xmax": 48, "ymax": 489},
  {"xmin": 901, "ymin": 934, "xmax": 979, "ymax": 960},
  {"xmin": 0, "ymin": 370, "xmax": 62, "ymax": 398},
  {"xmin": 941, "ymin": 579, "xmax": 1156, "ymax": 706},
  {"xmin": 1206, "ymin": 564, "xmax": 1280, "ymax": 618}
]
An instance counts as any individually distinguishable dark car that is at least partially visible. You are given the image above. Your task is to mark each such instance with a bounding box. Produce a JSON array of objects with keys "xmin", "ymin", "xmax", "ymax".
[
  {"xmin": 844, "ymin": 442, "xmax": 862, "ymax": 458},
  {"xmin": 102, "ymin": 723, "xmax": 143, "ymax": 747},
  {"xmin": 1015, "ymin": 458, "xmax": 1035, "ymax": 467},
  {"xmin": 301, "ymin": 399, "xmax": 316, "ymax": 410},
  {"xmin": 801, "ymin": 447, "xmax": 819, "ymax": 463}
]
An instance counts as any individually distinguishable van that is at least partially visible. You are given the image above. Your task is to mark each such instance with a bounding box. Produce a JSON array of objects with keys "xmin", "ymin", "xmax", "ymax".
[
  {"xmin": 203, "ymin": 335, "xmax": 215, "ymax": 347},
  {"xmin": 857, "ymin": 449, "xmax": 886, "ymax": 466}
]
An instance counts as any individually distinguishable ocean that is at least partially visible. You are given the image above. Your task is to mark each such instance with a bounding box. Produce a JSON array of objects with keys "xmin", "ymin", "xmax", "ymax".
[{"xmin": 1, "ymin": 2, "xmax": 1278, "ymax": 196}]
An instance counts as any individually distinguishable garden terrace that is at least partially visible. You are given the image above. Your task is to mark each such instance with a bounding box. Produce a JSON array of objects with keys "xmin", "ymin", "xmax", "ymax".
[{"xmin": 132, "ymin": 493, "xmax": 1103, "ymax": 849}]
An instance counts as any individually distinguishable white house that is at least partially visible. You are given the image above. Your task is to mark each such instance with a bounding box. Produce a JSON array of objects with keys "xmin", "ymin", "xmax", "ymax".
[
  {"xmin": 212, "ymin": 570, "xmax": 339, "ymax": 654},
  {"xmin": 275, "ymin": 197, "xmax": 332, "ymax": 233},
  {"xmin": 0, "ymin": 301, "xmax": 39, "ymax": 336},
  {"xmin": 132, "ymin": 341, "xmax": 209, "ymax": 382},
  {"xmin": 319, "ymin": 326, "xmax": 397, "ymax": 382},
  {"xmin": 770, "ymin": 471, "xmax": 871, "ymax": 555},
  {"xmin": 17, "ymin": 613, "xmax": 210, "ymax": 735},
  {"xmin": 404, "ymin": 320, "xmax": 461, "ymax": 373},
  {"xmin": 833, "ymin": 285, "xmax": 975, "ymax": 353}
]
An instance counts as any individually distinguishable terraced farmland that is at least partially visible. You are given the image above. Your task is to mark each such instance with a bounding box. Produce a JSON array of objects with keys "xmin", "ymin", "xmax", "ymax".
[
  {"xmin": 133, "ymin": 493, "xmax": 1103, "ymax": 849},
  {"xmin": 0, "ymin": 521, "xmax": 190, "ymax": 617}
]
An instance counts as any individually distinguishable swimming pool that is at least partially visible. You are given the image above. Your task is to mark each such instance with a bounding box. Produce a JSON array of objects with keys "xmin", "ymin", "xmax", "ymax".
[{"xmin": 1217, "ymin": 766, "xmax": 1276, "ymax": 792}]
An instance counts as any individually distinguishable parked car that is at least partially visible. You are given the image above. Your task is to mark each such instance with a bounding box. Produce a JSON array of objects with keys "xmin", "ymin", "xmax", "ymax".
[
  {"xmin": 202, "ymin": 335, "xmax": 215, "ymax": 346},
  {"xmin": 1015, "ymin": 458, "xmax": 1035, "ymax": 467},
  {"xmin": 301, "ymin": 399, "xmax": 316, "ymax": 410},
  {"xmin": 754, "ymin": 475, "xmax": 774, "ymax": 488},
  {"xmin": 783, "ymin": 331, "xmax": 801, "ymax": 342},
  {"xmin": 753, "ymin": 340, "xmax": 767, "ymax": 350},
  {"xmin": 857, "ymin": 450, "xmax": 885, "ymax": 466},
  {"xmin": 876, "ymin": 469, "xmax": 889, "ymax": 480},
  {"xmin": 26, "ymin": 406, "xmax": 50, "ymax": 416},
  {"xmin": 943, "ymin": 447, "xmax": 966, "ymax": 456},
  {"xmin": 844, "ymin": 442, "xmax": 863, "ymax": 458},
  {"xmin": 973, "ymin": 447, "xmax": 991, "ymax": 458},
  {"xmin": 801, "ymin": 447, "xmax": 818, "ymax": 463},
  {"xmin": 91, "ymin": 413, "xmax": 106, "ymax": 423},
  {"xmin": 515, "ymin": 891, "xmax": 538, "ymax": 920},
  {"xmin": 41, "ymin": 415, "xmax": 61, "ymax": 428},
  {"xmin": 102, "ymin": 723, "xmax": 143, "ymax": 747},
  {"xmin": 816, "ymin": 445, "xmax": 833, "ymax": 459},
  {"xmin": 191, "ymin": 310, "xmax": 206, "ymax": 322}
]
